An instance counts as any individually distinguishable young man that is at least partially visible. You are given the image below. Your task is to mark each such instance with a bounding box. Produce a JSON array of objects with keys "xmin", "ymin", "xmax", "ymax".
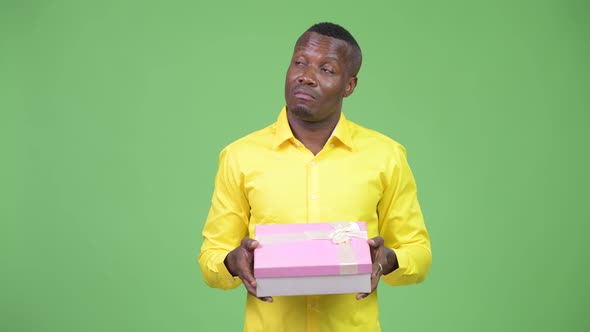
[{"xmin": 199, "ymin": 22, "xmax": 432, "ymax": 332}]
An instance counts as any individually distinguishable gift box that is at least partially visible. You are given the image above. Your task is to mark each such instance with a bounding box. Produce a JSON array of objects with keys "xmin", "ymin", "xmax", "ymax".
[{"xmin": 254, "ymin": 222, "xmax": 372, "ymax": 297}]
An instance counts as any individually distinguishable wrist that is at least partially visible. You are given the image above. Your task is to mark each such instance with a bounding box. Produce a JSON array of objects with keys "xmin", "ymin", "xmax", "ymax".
[
  {"xmin": 224, "ymin": 251, "xmax": 237, "ymax": 277},
  {"xmin": 383, "ymin": 248, "xmax": 399, "ymax": 275}
]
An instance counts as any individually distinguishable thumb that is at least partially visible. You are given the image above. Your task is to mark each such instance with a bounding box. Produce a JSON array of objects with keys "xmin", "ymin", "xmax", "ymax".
[
  {"xmin": 240, "ymin": 238, "xmax": 259, "ymax": 250},
  {"xmin": 368, "ymin": 237, "xmax": 384, "ymax": 248},
  {"xmin": 247, "ymin": 239, "xmax": 260, "ymax": 251}
]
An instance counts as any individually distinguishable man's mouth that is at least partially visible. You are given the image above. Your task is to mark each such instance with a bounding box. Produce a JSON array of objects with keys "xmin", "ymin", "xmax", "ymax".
[{"xmin": 293, "ymin": 88, "xmax": 316, "ymax": 100}]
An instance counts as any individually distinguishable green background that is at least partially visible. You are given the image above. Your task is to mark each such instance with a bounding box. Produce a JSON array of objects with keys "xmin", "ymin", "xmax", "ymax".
[{"xmin": 2, "ymin": 0, "xmax": 589, "ymax": 331}]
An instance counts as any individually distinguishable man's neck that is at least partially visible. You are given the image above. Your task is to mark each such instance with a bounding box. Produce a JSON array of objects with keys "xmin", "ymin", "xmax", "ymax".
[{"xmin": 287, "ymin": 110, "xmax": 341, "ymax": 155}]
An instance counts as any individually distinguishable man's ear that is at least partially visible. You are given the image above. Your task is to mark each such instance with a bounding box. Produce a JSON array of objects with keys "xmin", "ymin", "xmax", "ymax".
[{"xmin": 343, "ymin": 76, "xmax": 358, "ymax": 98}]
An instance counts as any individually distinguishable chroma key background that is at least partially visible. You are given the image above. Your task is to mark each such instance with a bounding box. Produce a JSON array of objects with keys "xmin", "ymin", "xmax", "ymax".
[{"xmin": 1, "ymin": 0, "xmax": 588, "ymax": 331}]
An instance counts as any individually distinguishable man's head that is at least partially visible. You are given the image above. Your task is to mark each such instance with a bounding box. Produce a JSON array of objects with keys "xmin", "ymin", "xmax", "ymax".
[
  {"xmin": 306, "ymin": 23, "xmax": 362, "ymax": 76},
  {"xmin": 285, "ymin": 22, "xmax": 362, "ymax": 123}
]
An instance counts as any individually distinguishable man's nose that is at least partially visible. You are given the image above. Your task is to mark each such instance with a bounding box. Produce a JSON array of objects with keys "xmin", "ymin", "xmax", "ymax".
[{"xmin": 297, "ymin": 67, "xmax": 317, "ymax": 86}]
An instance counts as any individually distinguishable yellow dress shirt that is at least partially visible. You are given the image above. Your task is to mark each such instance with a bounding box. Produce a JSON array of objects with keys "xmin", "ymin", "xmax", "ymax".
[{"xmin": 199, "ymin": 107, "xmax": 432, "ymax": 332}]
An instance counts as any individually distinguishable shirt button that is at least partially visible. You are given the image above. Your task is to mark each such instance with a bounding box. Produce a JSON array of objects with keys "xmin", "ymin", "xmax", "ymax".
[
  {"xmin": 310, "ymin": 301, "xmax": 317, "ymax": 307},
  {"xmin": 311, "ymin": 194, "xmax": 317, "ymax": 200},
  {"xmin": 311, "ymin": 161, "xmax": 316, "ymax": 166}
]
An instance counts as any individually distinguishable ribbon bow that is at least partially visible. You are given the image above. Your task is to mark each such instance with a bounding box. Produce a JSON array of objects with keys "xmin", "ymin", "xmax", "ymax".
[{"xmin": 328, "ymin": 222, "xmax": 367, "ymax": 244}]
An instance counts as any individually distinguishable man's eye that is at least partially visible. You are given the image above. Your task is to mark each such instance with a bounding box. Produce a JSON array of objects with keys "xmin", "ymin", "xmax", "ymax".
[
  {"xmin": 321, "ymin": 67, "xmax": 334, "ymax": 73},
  {"xmin": 295, "ymin": 61, "xmax": 304, "ymax": 65}
]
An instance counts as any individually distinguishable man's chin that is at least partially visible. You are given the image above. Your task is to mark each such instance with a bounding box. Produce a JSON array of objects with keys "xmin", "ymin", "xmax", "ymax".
[{"xmin": 288, "ymin": 106, "xmax": 316, "ymax": 122}]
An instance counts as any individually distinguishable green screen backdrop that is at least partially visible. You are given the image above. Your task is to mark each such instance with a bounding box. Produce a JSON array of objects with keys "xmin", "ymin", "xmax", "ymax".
[{"xmin": 2, "ymin": 0, "xmax": 589, "ymax": 331}]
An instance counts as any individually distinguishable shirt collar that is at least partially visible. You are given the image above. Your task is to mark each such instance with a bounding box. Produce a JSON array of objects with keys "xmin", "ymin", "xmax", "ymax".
[
  {"xmin": 330, "ymin": 111, "xmax": 354, "ymax": 151},
  {"xmin": 272, "ymin": 106, "xmax": 354, "ymax": 151},
  {"xmin": 272, "ymin": 106, "xmax": 293, "ymax": 149}
]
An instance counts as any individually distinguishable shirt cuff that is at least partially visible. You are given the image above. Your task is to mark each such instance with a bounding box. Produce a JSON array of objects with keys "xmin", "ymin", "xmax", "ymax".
[
  {"xmin": 380, "ymin": 248, "xmax": 414, "ymax": 285},
  {"xmin": 211, "ymin": 252, "xmax": 242, "ymax": 289}
]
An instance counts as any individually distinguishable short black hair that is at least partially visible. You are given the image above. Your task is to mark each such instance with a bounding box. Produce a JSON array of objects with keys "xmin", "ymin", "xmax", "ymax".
[{"xmin": 305, "ymin": 22, "xmax": 362, "ymax": 76}]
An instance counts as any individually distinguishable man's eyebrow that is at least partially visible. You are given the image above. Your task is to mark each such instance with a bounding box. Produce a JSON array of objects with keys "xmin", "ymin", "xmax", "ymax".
[
  {"xmin": 323, "ymin": 56, "xmax": 341, "ymax": 62},
  {"xmin": 291, "ymin": 52, "xmax": 342, "ymax": 64}
]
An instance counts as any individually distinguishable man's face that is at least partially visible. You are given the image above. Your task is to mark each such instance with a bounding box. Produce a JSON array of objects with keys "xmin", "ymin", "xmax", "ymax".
[{"xmin": 284, "ymin": 32, "xmax": 357, "ymax": 122}]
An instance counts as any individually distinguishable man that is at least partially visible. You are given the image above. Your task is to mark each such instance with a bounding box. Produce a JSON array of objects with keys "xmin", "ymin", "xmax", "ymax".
[{"xmin": 199, "ymin": 22, "xmax": 432, "ymax": 331}]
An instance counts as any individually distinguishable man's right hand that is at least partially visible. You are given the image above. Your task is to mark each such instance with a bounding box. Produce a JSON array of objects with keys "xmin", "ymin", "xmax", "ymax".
[{"xmin": 224, "ymin": 238, "xmax": 273, "ymax": 302}]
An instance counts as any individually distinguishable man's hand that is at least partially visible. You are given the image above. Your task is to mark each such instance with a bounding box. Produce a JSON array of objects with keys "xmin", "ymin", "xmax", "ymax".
[
  {"xmin": 356, "ymin": 236, "xmax": 399, "ymax": 300},
  {"xmin": 224, "ymin": 238, "xmax": 273, "ymax": 302}
]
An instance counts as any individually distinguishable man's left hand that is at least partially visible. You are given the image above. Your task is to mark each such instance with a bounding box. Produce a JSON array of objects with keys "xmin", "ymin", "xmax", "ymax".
[{"xmin": 356, "ymin": 236, "xmax": 399, "ymax": 300}]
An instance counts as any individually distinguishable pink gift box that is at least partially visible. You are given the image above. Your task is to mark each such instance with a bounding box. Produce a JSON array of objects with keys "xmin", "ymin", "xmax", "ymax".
[{"xmin": 254, "ymin": 222, "xmax": 372, "ymax": 297}]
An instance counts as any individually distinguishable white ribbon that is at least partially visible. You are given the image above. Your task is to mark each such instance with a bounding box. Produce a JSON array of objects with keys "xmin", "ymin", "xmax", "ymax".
[{"xmin": 256, "ymin": 222, "xmax": 367, "ymax": 245}]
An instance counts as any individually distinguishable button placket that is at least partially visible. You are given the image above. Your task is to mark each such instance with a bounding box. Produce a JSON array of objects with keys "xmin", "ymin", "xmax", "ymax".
[{"xmin": 308, "ymin": 158, "xmax": 320, "ymax": 222}]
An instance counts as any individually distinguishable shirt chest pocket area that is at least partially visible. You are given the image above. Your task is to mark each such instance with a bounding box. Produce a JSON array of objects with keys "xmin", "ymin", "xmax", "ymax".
[
  {"xmin": 244, "ymin": 164, "xmax": 385, "ymax": 224},
  {"xmin": 318, "ymin": 171, "xmax": 383, "ymax": 222}
]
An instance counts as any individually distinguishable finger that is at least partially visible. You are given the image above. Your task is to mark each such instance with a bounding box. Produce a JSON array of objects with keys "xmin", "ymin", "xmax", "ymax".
[
  {"xmin": 258, "ymin": 296, "xmax": 273, "ymax": 303},
  {"xmin": 372, "ymin": 276, "xmax": 380, "ymax": 291},
  {"xmin": 368, "ymin": 236, "xmax": 384, "ymax": 248},
  {"xmin": 371, "ymin": 272, "xmax": 380, "ymax": 291},
  {"xmin": 248, "ymin": 240, "xmax": 260, "ymax": 251},
  {"xmin": 356, "ymin": 292, "xmax": 369, "ymax": 300},
  {"xmin": 244, "ymin": 282, "xmax": 256, "ymax": 296},
  {"xmin": 241, "ymin": 266, "xmax": 257, "ymax": 288},
  {"xmin": 238, "ymin": 238, "xmax": 261, "ymax": 297},
  {"xmin": 241, "ymin": 238, "xmax": 259, "ymax": 251},
  {"xmin": 242, "ymin": 276, "xmax": 258, "ymax": 296},
  {"xmin": 373, "ymin": 263, "xmax": 384, "ymax": 277}
]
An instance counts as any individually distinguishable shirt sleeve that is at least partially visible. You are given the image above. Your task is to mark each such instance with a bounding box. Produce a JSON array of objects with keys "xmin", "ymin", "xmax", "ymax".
[
  {"xmin": 198, "ymin": 146, "xmax": 249, "ymax": 290},
  {"xmin": 378, "ymin": 144, "xmax": 432, "ymax": 286}
]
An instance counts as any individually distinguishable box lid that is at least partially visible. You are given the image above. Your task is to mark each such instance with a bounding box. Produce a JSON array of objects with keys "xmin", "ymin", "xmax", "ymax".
[{"xmin": 253, "ymin": 222, "xmax": 372, "ymax": 278}]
